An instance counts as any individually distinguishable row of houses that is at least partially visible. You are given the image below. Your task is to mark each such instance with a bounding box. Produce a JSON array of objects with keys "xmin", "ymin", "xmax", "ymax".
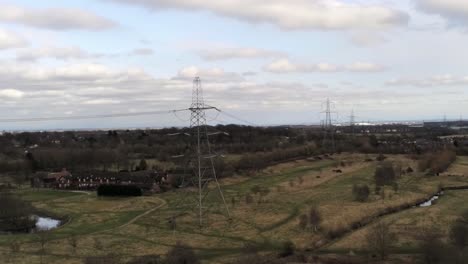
[{"xmin": 31, "ymin": 168, "xmax": 192, "ymax": 194}]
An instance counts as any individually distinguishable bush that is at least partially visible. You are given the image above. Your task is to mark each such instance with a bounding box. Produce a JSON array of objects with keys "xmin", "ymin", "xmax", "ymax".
[
  {"xmin": 0, "ymin": 192, "xmax": 35, "ymax": 232},
  {"xmin": 165, "ymin": 242, "xmax": 199, "ymax": 264},
  {"xmin": 278, "ymin": 241, "xmax": 295, "ymax": 258},
  {"xmin": 97, "ymin": 185, "xmax": 142, "ymax": 197},
  {"xmin": 298, "ymin": 214, "xmax": 308, "ymax": 229},
  {"xmin": 418, "ymin": 150, "xmax": 456, "ymax": 175},
  {"xmin": 352, "ymin": 184, "xmax": 370, "ymax": 202},
  {"xmin": 374, "ymin": 162, "xmax": 396, "ymax": 186},
  {"xmin": 309, "ymin": 207, "xmax": 321, "ymax": 232},
  {"xmin": 84, "ymin": 254, "xmax": 120, "ymax": 264},
  {"xmin": 376, "ymin": 154, "xmax": 386, "ymax": 161},
  {"xmin": 127, "ymin": 255, "xmax": 161, "ymax": 264},
  {"xmin": 419, "ymin": 231, "xmax": 447, "ymax": 264},
  {"xmin": 450, "ymin": 221, "xmax": 468, "ymax": 250}
]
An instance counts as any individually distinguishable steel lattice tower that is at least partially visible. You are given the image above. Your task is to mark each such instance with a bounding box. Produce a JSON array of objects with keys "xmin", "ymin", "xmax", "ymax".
[
  {"xmin": 322, "ymin": 98, "xmax": 336, "ymax": 152},
  {"xmin": 189, "ymin": 77, "xmax": 230, "ymax": 227},
  {"xmin": 350, "ymin": 109, "xmax": 356, "ymax": 135}
]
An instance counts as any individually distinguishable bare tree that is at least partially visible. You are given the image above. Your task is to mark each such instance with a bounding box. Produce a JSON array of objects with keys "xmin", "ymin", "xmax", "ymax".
[
  {"xmin": 298, "ymin": 175, "xmax": 304, "ymax": 185},
  {"xmin": 37, "ymin": 231, "xmax": 50, "ymax": 264},
  {"xmin": 9, "ymin": 239, "xmax": 21, "ymax": 264},
  {"xmin": 68, "ymin": 235, "xmax": 78, "ymax": 255},
  {"xmin": 298, "ymin": 214, "xmax": 308, "ymax": 230},
  {"xmin": 94, "ymin": 238, "xmax": 103, "ymax": 251},
  {"xmin": 309, "ymin": 207, "xmax": 322, "ymax": 232},
  {"xmin": 366, "ymin": 221, "xmax": 396, "ymax": 260}
]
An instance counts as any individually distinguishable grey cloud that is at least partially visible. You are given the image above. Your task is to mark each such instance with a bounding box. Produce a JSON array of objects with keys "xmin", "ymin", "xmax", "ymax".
[
  {"xmin": 15, "ymin": 46, "xmax": 155, "ymax": 61},
  {"xmin": 0, "ymin": 4, "xmax": 116, "ymax": 31},
  {"xmin": 172, "ymin": 66, "xmax": 244, "ymax": 83},
  {"xmin": 104, "ymin": 0, "xmax": 409, "ymax": 31},
  {"xmin": 386, "ymin": 75, "xmax": 468, "ymax": 87},
  {"xmin": 0, "ymin": 29, "xmax": 29, "ymax": 50},
  {"xmin": 16, "ymin": 46, "xmax": 93, "ymax": 61},
  {"xmin": 415, "ymin": 0, "xmax": 468, "ymax": 27},
  {"xmin": 263, "ymin": 59, "xmax": 385, "ymax": 74},
  {"xmin": 198, "ymin": 47, "xmax": 284, "ymax": 61},
  {"xmin": 130, "ymin": 48, "xmax": 154, "ymax": 56},
  {"xmin": 0, "ymin": 62, "xmax": 461, "ymax": 129}
]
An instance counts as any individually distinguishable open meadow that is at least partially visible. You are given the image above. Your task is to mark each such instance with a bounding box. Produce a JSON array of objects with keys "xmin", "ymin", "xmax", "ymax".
[{"xmin": 1, "ymin": 153, "xmax": 468, "ymax": 263}]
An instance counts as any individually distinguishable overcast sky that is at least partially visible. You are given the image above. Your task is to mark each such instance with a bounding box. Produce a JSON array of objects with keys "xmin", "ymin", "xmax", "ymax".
[{"xmin": 0, "ymin": 0, "xmax": 467, "ymax": 130}]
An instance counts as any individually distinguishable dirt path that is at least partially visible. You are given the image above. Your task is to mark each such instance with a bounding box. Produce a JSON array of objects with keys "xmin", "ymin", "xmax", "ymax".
[
  {"xmin": 119, "ymin": 197, "xmax": 167, "ymax": 229},
  {"xmin": 90, "ymin": 197, "xmax": 167, "ymax": 235}
]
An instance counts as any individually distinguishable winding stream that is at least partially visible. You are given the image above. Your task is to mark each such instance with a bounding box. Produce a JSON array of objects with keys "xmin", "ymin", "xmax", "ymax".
[
  {"xmin": 317, "ymin": 186, "xmax": 468, "ymax": 251},
  {"xmin": 418, "ymin": 191, "xmax": 443, "ymax": 207}
]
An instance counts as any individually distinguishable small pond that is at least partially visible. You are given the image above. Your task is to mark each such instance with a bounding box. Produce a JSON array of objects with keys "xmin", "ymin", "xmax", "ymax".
[{"xmin": 34, "ymin": 216, "xmax": 61, "ymax": 231}]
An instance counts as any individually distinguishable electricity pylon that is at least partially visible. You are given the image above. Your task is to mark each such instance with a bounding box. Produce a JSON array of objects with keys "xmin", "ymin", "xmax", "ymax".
[
  {"xmin": 321, "ymin": 98, "xmax": 336, "ymax": 153},
  {"xmin": 349, "ymin": 109, "xmax": 356, "ymax": 135},
  {"xmin": 188, "ymin": 77, "xmax": 230, "ymax": 227}
]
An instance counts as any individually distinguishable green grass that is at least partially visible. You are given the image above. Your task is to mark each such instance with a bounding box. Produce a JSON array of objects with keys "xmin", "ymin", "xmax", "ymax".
[{"xmin": 2, "ymin": 154, "xmax": 468, "ymax": 264}]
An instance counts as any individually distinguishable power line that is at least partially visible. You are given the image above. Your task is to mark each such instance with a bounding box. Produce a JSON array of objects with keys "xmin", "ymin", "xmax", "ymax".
[
  {"xmin": 217, "ymin": 110, "xmax": 257, "ymax": 126},
  {"xmin": 0, "ymin": 109, "xmax": 188, "ymax": 123}
]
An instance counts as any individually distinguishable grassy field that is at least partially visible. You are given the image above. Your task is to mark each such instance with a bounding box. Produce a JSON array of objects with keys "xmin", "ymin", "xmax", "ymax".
[
  {"xmin": 326, "ymin": 156, "xmax": 468, "ymax": 254},
  {"xmin": 1, "ymin": 154, "xmax": 467, "ymax": 263}
]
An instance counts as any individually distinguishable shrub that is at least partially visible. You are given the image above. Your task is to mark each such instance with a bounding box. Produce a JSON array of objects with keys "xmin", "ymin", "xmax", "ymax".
[
  {"xmin": 278, "ymin": 241, "xmax": 295, "ymax": 258},
  {"xmin": 127, "ymin": 255, "xmax": 161, "ymax": 264},
  {"xmin": 84, "ymin": 254, "xmax": 120, "ymax": 264},
  {"xmin": 418, "ymin": 150, "xmax": 456, "ymax": 175},
  {"xmin": 298, "ymin": 214, "xmax": 308, "ymax": 229},
  {"xmin": 419, "ymin": 230, "xmax": 447, "ymax": 264},
  {"xmin": 449, "ymin": 221, "xmax": 468, "ymax": 249},
  {"xmin": 0, "ymin": 192, "xmax": 35, "ymax": 232},
  {"xmin": 376, "ymin": 154, "xmax": 386, "ymax": 161},
  {"xmin": 309, "ymin": 207, "xmax": 321, "ymax": 232},
  {"xmin": 374, "ymin": 162, "xmax": 396, "ymax": 186},
  {"xmin": 375, "ymin": 185, "xmax": 381, "ymax": 195},
  {"xmin": 165, "ymin": 242, "xmax": 199, "ymax": 264},
  {"xmin": 352, "ymin": 184, "xmax": 370, "ymax": 202},
  {"xmin": 97, "ymin": 184, "xmax": 142, "ymax": 197},
  {"xmin": 245, "ymin": 193, "xmax": 254, "ymax": 204}
]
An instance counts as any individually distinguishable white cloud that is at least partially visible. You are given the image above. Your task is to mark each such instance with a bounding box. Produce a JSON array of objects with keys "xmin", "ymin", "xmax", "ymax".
[
  {"xmin": 16, "ymin": 46, "xmax": 90, "ymax": 61},
  {"xmin": 198, "ymin": 47, "xmax": 284, "ymax": 61},
  {"xmin": 82, "ymin": 99, "xmax": 121, "ymax": 105},
  {"xmin": 15, "ymin": 46, "xmax": 154, "ymax": 61},
  {"xmin": 0, "ymin": 4, "xmax": 116, "ymax": 31},
  {"xmin": 174, "ymin": 66, "xmax": 244, "ymax": 82},
  {"xmin": 105, "ymin": 0, "xmax": 409, "ymax": 31},
  {"xmin": 346, "ymin": 62, "xmax": 385, "ymax": 72},
  {"xmin": 0, "ymin": 28, "xmax": 28, "ymax": 50},
  {"xmin": 263, "ymin": 59, "xmax": 385, "ymax": 73},
  {"xmin": 415, "ymin": 0, "xmax": 468, "ymax": 27},
  {"xmin": 387, "ymin": 74, "xmax": 468, "ymax": 87},
  {"xmin": 0, "ymin": 63, "xmax": 151, "ymax": 85},
  {"xmin": 0, "ymin": 89, "xmax": 24, "ymax": 99}
]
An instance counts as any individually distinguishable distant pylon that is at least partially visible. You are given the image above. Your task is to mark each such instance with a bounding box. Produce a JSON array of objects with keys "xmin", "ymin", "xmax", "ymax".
[
  {"xmin": 350, "ymin": 109, "xmax": 356, "ymax": 135},
  {"xmin": 321, "ymin": 98, "xmax": 336, "ymax": 153},
  {"xmin": 189, "ymin": 77, "xmax": 230, "ymax": 227}
]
